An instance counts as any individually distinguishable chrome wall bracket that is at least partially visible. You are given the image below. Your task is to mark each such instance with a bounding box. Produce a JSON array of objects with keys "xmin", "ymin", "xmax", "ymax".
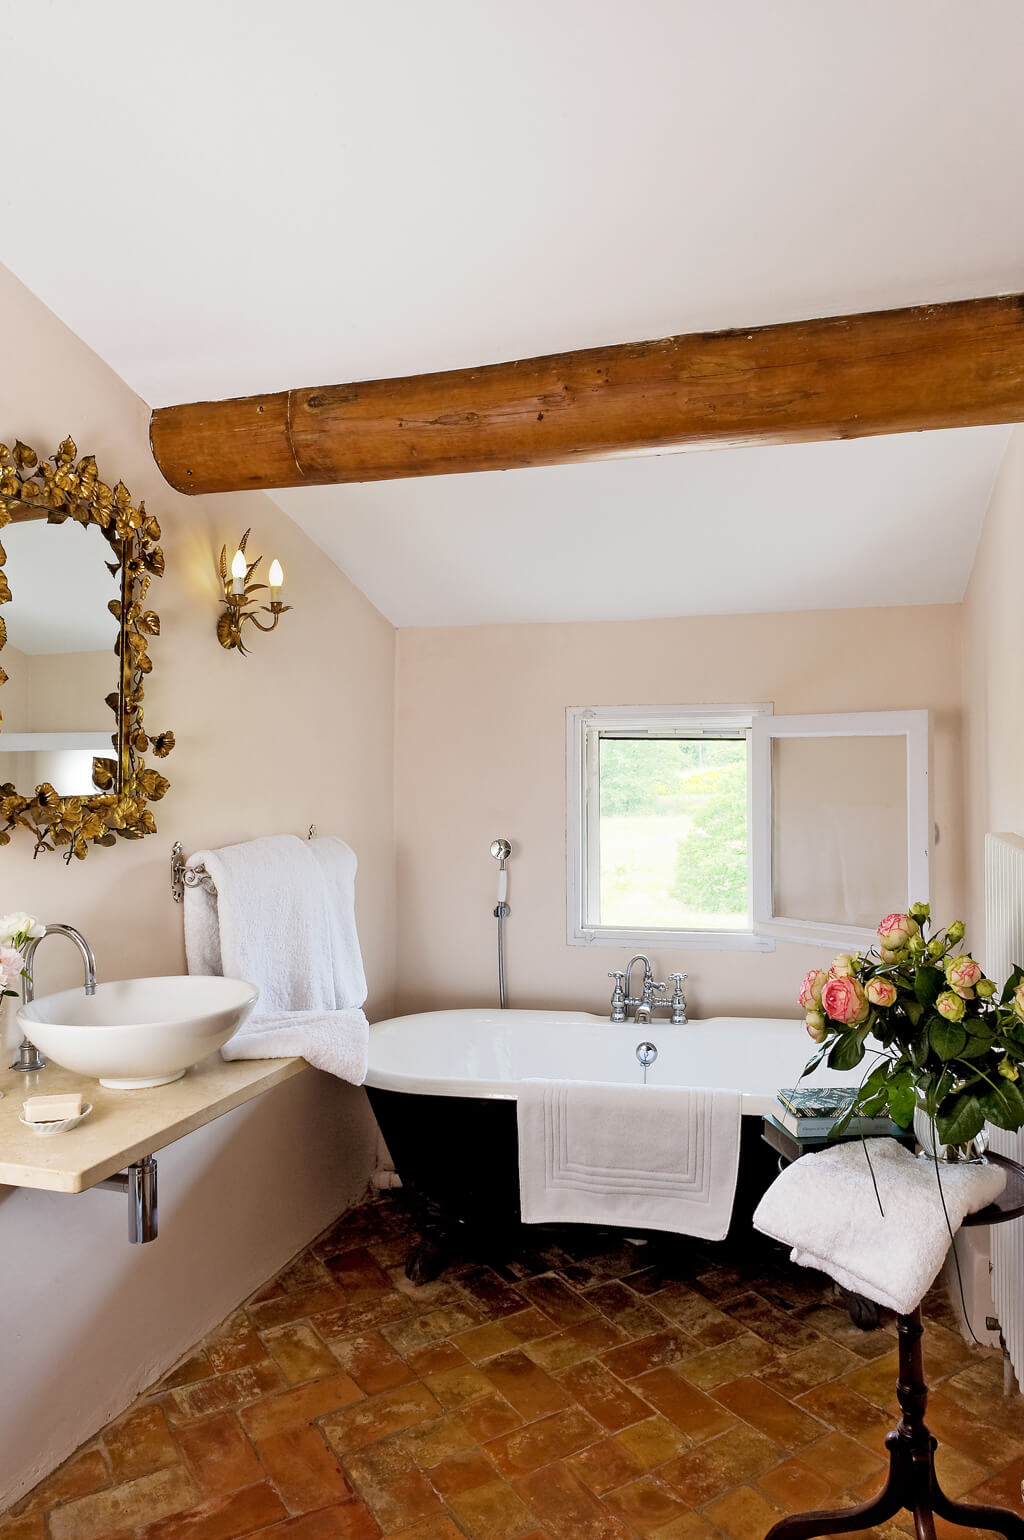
[
  {"xmin": 97, "ymin": 1154, "xmax": 158, "ymax": 1243},
  {"xmin": 172, "ymin": 827, "xmax": 320, "ymax": 902}
]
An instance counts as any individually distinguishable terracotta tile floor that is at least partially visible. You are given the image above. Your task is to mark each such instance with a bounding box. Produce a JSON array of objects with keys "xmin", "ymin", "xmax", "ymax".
[{"xmin": 4, "ymin": 1195, "xmax": 1024, "ymax": 1540}]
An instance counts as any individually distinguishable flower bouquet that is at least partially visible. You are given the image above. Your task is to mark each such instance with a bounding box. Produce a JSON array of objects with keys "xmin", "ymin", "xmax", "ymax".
[
  {"xmin": 0, "ymin": 910, "xmax": 42, "ymax": 1004},
  {"xmin": 798, "ymin": 905, "xmax": 1024, "ymax": 1153}
]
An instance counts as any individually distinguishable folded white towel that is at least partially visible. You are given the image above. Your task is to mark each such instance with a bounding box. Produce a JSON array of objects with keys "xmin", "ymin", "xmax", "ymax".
[
  {"xmin": 183, "ymin": 833, "xmax": 368, "ymax": 1085},
  {"xmin": 753, "ymin": 1138, "xmax": 1006, "ymax": 1315},
  {"xmin": 517, "ymin": 1080, "xmax": 742, "ymax": 1241}
]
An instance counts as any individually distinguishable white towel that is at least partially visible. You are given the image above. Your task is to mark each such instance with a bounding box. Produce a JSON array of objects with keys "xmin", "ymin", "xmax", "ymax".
[
  {"xmin": 517, "ymin": 1080, "xmax": 742, "ymax": 1241},
  {"xmin": 183, "ymin": 834, "xmax": 369, "ymax": 1085},
  {"xmin": 753, "ymin": 1138, "xmax": 1006, "ymax": 1315}
]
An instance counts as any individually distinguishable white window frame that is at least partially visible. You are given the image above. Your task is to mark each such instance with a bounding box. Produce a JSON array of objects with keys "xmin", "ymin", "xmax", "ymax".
[
  {"xmin": 751, "ymin": 709, "xmax": 930, "ymax": 950},
  {"xmin": 566, "ymin": 704, "xmax": 774, "ymax": 950}
]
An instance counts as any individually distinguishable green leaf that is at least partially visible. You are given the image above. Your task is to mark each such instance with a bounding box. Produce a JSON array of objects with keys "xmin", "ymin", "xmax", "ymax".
[
  {"xmin": 827, "ymin": 1026, "xmax": 869, "ymax": 1073},
  {"xmin": 957, "ymin": 1033, "xmax": 995, "ymax": 1060},
  {"xmin": 914, "ymin": 967, "xmax": 944, "ymax": 1008},
  {"xmin": 887, "ymin": 1070, "xmax": 917, "ymax": 1128},
  {"xmin": 1000, "ymin": 964, "xmax": 1024, "ymax": 1007},
  {"xmin": 903, "ymin": 1000, "xmax": 924, "ymax": 1027},
  {"xmin": 935, "ymin": 1093, "xmax": 986, "ymax": 1145},
  {"xmin": 802, "ymin": 1042, "xmax": 830, "ymax": 1077},
  {"xmin": 929, "ymin": 1017, "xmax": 968, "ymax": 1061},
  {"xmin": 980, "ymin": 1077, "xmax": 1024, "ymax": 1132}
]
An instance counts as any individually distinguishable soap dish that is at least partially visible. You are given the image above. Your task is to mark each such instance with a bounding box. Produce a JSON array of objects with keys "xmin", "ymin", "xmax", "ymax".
[{"xmin": 19, "ymin": 1104, "xmax": 93, "ymax": 1136}]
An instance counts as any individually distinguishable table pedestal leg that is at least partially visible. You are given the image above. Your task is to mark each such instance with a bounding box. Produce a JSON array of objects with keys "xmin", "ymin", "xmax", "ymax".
[{"xmin": 765, "ymin": 1309, "xmax": 1024, "ymax": 1540}]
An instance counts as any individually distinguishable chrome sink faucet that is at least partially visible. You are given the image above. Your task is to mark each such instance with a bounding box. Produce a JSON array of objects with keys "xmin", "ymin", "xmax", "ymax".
[
  {"xmin": 608, "ymin": 956, "xmax": 687, "ymax": 1025},
  {"xmin": 11, "ymin": 923, "xmax": 97, "ymax": 1072}
]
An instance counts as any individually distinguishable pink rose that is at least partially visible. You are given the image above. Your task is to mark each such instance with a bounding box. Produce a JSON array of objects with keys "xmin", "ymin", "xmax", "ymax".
[
  {"xmin": 945, "ymin": 956, "xmax": 982, "ymax": 998},
  {"xmin": 865, "ymin": 977, "xmax": 897, "ymax": 1008},
  {"xmin": 798, "ymin": 969, "xmax": 828, "ymax": 1009},
  {"xmin": 821, "ymin": 975, "xmax": 869, "ymax": 1026},
  {"xmin": 828, "ymin": 954, "xmax": 856, "ymax": 978},
  {"xmin": 0, "ymin": 945, "xmax": 23, "ymax": 974},
  {"xmin": 804, "ymin": 1011, "xmax": 827, "ymax": 1043},
  {"xmin": 936, "ymin": 990, "xmax": 966, "ymax": 1023},
  {"xmin": 877, "ymin": 913, "xmax": 919, "ymax": 950}
]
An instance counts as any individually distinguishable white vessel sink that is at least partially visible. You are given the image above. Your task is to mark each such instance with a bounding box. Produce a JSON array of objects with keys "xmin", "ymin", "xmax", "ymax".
[{"xmin": 18, "ymin": 976, "xmax": 259, "ymax": 1089}]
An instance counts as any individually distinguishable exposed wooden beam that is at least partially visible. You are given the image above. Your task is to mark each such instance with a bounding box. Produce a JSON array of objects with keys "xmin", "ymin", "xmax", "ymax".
[{"xmin": 150, "ymin": 293, "xmax": 1024, "ymax": 494}]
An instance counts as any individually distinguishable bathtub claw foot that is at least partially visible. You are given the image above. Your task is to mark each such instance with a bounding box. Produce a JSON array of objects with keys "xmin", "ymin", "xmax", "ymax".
[
  {"xmin": 406, "ymin": 1231, "xmax": 455, "ymax": 1285},
  {"xmin": 840, "ymin": 1286, "xmax": 881, "ymax": 1331}
]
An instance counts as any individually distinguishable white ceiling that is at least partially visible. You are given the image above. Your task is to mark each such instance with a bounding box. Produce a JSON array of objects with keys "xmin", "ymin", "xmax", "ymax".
[
  {"xmin": 278, "ymin": 428, "xmax": 1010, "ymax": 626},
  {"xmin": 4, "ymin": 0, "xmax": 1023, "ymax": 624}
]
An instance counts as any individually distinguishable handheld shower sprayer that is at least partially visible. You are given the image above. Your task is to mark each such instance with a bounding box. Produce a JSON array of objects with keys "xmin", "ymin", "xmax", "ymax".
[{"xmin": 491, "ymin": 839, "xmax": 512, "ymax": 1008}]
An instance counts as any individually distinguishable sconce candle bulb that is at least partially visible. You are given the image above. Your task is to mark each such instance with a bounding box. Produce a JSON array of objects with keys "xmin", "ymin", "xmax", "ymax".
[{"xmin": 217, "ymin": 530, "xmax": 293, "ymax": 655}]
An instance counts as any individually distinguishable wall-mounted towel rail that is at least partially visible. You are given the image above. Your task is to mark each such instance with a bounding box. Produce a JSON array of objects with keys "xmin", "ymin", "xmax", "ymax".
[{"xmin": 171, "ymin": 827, "xmax": 318, "ymax": 902}]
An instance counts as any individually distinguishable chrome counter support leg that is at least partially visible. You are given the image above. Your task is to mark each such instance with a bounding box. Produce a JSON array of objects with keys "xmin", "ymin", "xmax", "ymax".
[{"xmin": 97, "ymin": 1154, "xmax": 158, "ymax": 1243}]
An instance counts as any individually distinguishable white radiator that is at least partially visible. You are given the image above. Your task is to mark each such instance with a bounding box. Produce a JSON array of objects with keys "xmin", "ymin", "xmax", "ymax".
[{"xmin": 983, "ymin": 832, "xmax": 1024, "ymax": 1383}]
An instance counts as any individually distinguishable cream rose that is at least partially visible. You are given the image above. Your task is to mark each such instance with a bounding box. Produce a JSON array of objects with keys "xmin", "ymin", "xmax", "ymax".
[
  {"xmin": 804, "ymin": 1010, "xmax": 828, "ymax": 1043},
  {"xmin": 798, "ymin": 969, "xmax": 828, "ymax": 1009},
  {"xmin": 0, "ymin": 912, "xmax": 43, "ymax": 947},
  {"xmin": 821, "ymin": 975, "xmax": 869, "ymax": 1026},
  {"xmin": 945, "ymin": 956, "xmax": 982, "ymax": 998},
  {"xmin": 877, "ymin": 912, "xmax": 919, "ymax": 951},
  {"xmin": 865, "ymin": 977, "xmax": 897, "ymax": 1008},
  {"xmin": 1013, "ymin": 982, "xmax": 1024, "ymax": 1023},
  {"xmin": 936, "ymin": 990, "xmax": 966, "ymax": 1023}
]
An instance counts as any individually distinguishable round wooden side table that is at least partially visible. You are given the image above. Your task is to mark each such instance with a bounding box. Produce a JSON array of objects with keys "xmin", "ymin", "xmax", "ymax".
[{"xmin": 764, "ymin": 1151, "xmax": 1024, "ymax": 1540}]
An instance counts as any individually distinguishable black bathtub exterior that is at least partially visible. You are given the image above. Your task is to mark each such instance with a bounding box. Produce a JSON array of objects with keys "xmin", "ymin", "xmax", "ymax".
[{"xmin": 366, "ymin": 1084, "xmax": 777, "ymax": 1278}]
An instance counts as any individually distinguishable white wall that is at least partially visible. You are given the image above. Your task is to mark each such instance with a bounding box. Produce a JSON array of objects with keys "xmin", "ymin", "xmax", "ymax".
[{"xmin": 0, "ymin": 264, "xmax": 397, "ymax": 1506}]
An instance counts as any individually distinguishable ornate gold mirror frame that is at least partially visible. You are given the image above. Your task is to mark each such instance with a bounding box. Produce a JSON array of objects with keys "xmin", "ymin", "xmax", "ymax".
[{"xmin": 0, "ymin": 437, "xmax": 174, "ymax": 860}]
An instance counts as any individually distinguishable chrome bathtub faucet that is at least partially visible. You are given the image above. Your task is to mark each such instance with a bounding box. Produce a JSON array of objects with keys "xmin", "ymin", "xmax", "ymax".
[{"xmin": 608, "ymin": 956, "xmax": 687, "ymax": 1025}]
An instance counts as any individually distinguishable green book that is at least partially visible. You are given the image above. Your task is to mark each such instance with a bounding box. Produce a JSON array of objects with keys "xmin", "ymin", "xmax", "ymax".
[
  {"xmin": 777, "ymin": 1087, "xmax": 856, "ymax": 1118},
  {"xmin": 775, "ymin": 1087, "xmax": 898, "ymax": 1140}
]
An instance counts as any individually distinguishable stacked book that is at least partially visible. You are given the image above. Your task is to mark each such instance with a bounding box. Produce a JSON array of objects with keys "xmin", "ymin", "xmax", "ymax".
[{"xmin": 774, "ymin": 1086, "xmax": 901, "ymax": 1141}]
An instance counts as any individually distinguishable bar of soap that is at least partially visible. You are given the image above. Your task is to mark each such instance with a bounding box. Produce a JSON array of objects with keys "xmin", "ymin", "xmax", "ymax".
[{"xmin": 23, "ymin": 1093, "xmax": 83, "ymax": 1123}]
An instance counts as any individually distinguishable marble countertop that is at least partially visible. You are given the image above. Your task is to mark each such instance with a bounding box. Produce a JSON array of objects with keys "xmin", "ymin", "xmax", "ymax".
[{"xmin": 0, "ymin": 1053, "xmax": 307, "ymax": 1193}]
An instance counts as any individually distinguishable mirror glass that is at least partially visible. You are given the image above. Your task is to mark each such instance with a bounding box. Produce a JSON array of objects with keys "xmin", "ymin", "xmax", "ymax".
[{"xmin": 0, "ymin": 520, "xmax": 119, "ymax": 795}]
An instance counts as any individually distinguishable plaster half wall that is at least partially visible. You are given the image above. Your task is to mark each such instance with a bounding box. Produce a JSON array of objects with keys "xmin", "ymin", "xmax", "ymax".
[
  {"xmin": 0, "ymin": 262, "xmax": 397, "ymax": 1506},
  {"xmin": 394, "ymin": 606, "xmax": 966, "ymax": 1020}
]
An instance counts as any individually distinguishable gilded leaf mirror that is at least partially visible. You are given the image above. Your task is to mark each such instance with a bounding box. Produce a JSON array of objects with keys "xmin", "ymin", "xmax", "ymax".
[{"xmin": 0, "ymin": 437, "xmax": 173, "ymax": 860}]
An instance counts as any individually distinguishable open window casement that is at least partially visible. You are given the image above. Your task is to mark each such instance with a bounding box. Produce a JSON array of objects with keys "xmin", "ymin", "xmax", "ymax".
[{"xmin": 751, "ymin": 710, "xmax": 930, "ymax": 950}]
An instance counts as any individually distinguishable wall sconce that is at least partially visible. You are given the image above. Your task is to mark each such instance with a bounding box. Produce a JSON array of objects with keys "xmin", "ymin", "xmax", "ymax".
[{"xmin": 217, "ymin": 529, "xmax": 291, "ymax": 654}]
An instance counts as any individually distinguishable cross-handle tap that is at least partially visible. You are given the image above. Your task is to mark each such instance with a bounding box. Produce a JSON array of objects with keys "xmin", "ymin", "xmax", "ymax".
[
  {"xmin": 607, "ymin": 971, "xmax": 626, "ymax": 1023},
  {"xmin": 669, "ymin": 972, "xmax": 688, "ymax": 1025}
]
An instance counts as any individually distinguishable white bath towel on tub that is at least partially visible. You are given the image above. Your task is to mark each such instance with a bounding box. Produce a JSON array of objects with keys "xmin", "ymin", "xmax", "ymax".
[
  {"xmin": 517, "ymin": 1080, "xmax": 742, "ymax": 1240},
  {"xmin": 753, "ymin": 1137, "xmax": 1006, "ymax": 1315},
  {"xmin": 183, "ymin": 833, "xmax": 368, "ymax": 1084}
]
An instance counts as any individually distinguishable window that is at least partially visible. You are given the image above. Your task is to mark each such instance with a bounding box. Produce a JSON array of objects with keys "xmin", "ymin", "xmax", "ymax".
[
  {"xmin": 567, "ymin": 705, "xmax": 929, "ymax": 950},
  {"xmin": 566, "ymin": 705, "xmax": 772, "ymax": 950}
]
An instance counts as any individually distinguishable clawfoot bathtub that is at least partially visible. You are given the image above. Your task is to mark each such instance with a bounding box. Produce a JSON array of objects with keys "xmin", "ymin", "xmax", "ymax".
[{"xmin": 364, "ymin": 1009, "xmax": 860, "ymax": 1282}]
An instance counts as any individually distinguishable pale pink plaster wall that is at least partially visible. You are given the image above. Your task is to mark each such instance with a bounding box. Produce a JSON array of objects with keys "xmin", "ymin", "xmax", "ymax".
[
  {"xmin": 395, "ymin": 607, "xmax": 965, "ymax": 1019},
  {"xmin": 0, "ymin": 263, "xmax": 397, "ymax": 1506},
  {"xmin": 962, "ymin": 423, "xmax": 1024, "ymax": 952}
]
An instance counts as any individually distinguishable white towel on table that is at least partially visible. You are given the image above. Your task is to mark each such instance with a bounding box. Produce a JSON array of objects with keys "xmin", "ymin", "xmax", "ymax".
[
  {"xmin": 517, "ymin": 1080, "xmax": 742, "ymax": 1240},
  {"xmin": 183, "ymin": 833, "xmax": 368, "ymax": 1085},
  {"xmin": 753, "ymin": 1137, "xmax": 1006, "ymax": 1315}
]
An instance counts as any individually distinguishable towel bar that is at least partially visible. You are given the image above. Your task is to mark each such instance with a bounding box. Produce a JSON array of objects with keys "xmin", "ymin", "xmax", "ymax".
[{"xmin": 171, "ymin": 827, "xmax": 318, "ymax": 902}]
